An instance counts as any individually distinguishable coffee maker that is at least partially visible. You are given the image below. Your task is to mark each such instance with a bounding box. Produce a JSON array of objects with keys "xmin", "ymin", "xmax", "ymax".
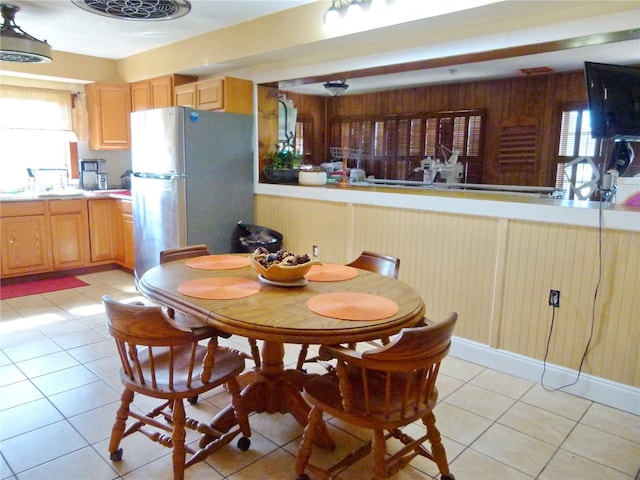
[{"xmin": 79, "ymin": 159, "xmax": 108, "ymax": 190}]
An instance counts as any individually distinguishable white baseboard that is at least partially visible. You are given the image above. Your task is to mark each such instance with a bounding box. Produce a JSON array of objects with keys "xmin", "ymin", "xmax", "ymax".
[{"xmin": 450, "ymin": 336, "xmax": 639, "ymax": 415}]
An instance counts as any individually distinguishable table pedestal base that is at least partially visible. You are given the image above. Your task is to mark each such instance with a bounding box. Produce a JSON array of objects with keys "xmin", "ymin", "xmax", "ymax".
[{"xmin": 208, "ymin": 340, "xmax": 335, "ymax": 450}]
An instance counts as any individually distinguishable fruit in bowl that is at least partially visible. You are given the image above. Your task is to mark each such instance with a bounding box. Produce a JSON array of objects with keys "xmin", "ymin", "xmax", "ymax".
[{"xmin": 251, "ymin": 247, "xmax": 320, "ymax": 283}]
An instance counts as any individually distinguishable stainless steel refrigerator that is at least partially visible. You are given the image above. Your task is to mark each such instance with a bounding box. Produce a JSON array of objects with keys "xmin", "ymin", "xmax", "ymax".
[{"xmin": 131, "ymin": 106, "xmax": 254, "ymax": 283}]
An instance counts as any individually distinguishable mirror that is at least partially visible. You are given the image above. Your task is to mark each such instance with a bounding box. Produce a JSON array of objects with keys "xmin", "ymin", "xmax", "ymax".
[{"xmin": 259, "ymin": 31, "xmax": 639, "ymax": 188}]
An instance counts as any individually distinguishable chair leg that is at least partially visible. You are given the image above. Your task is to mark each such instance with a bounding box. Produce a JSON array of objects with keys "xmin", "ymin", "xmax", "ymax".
[
  {"xmin": 295, "ymin": 406, "xmax": 322, "ymax": 477},
  {"xmin": 423, "ymin": 411, "xmax": 452, "ymax": 479},
  {"xmin": 171, "ymin": 399, "xmax": 187, "ymax": 480},
  {"xmin": 372, "ymin": 429, "xmax": 387, "ymax": 480},
  {"xmin": 248, "ymin": 339, "xmax": 261, "ymax": 368},
  {"xmin": 296, "ymin": 344, "xmax": 309, "ymax": 371},
  {"xmin": 109, "ymin": 388, "xmax": 134, "ymax": 458},
  {"xmin": 227, "ymin": 377, "xmax": 251, "ymax": 441}
]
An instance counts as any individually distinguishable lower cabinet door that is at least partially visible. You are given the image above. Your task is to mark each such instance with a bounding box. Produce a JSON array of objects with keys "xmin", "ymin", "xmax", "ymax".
[
  {"xmin": 122, "ymin": 212, "xmax": 134, "ymax": 270},
  {"xmin": 0, "ymin": 216, "xmax": 52, "ymax": 276},
  {"xmin": 88, "ymin": 199, "xmax": 117, "ymax": 263},
  {"xmin": 50, "ymin": 213, "xmax": 88, "ymax": 269}
]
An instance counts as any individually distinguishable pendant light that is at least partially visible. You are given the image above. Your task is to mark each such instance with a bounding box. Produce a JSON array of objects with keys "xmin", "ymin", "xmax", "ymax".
[
  {"xmin": 324, "ymin": 80, "xmax": 349, "ymax": 97},
  {"xmin": 0, "ymin": 4, "xmax": 52, "ymax": 63}
]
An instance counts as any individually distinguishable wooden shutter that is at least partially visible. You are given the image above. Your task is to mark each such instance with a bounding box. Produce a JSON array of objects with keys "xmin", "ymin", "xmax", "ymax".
[{"xmin": 498, "ymin": 115, "xmax": 538, "ymax": 172}]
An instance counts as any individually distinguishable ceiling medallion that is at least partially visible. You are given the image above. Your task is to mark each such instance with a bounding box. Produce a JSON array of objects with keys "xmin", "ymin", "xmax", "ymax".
[{"xmin": 71, "ymin": 0, "xmax": 191, "ymax": 21}]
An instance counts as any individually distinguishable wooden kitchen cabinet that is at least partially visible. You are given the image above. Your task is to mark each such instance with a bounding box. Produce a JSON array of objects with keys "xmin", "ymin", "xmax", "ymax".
[
  {"xmin": 113, "ymin": 199, "xmax": 134, "ymax": 270},
  {"xmin": 86, "ymin": 82, "xmax": 131, "ymax": 150},
  {"xmin": 174, "ymin": 82, "xmax": 196, "ymax": 108},
  {"xmin": 130, "ymin": 81, "xmax": 151, "ymax": 113},
  {"xmin": 49, "ymin": 199, "xmax": 89, "ymax": 270},
  {"xmin": 1, "ymin": 197, "xmax": 133, "ymax": 279},
  {"xmin": 0, "ymin": 202, "xmax": 52, "ymax": 277},
  {"xmin": 87, "ymin": 198, "xmax": 133, "ymax": 269},
  {"xmin": 175, "ymin": 76, "xmax": 253, "ymax": 114},
  {"xmin": 196, "ymin": 78, "xmax": 224, "ymax": 110},
  {"xmin": 87, "ymin": 198, "xmax": 118, "ymax": 263},
  {"xmin": 120, "ymin": 200, "xmax": 134, "ymax": 270},
  {"xmin": 131, "ymin": 74, "xmax": 196, "ymax": 112}
]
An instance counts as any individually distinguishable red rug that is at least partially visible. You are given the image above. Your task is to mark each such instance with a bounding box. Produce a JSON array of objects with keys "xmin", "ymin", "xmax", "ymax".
[{"xmin": 0, "ymin": 276, "xmax": 89, "ymax": 300}]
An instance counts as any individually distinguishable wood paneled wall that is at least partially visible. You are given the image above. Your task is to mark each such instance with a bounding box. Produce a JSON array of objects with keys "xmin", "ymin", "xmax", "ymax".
[
  {"xmin": 282, "ymin": 70, "xmax": 588, "ymax": 186},
  {"xmin": 255, "ymin": 194, "xmax": 640, "ymax": 387},
  {"xmin": 257, "ymin": 85, "xmax": 279, "ymax": 182},
  {"xmin": 281, "ymin": 92, "xmax": 326, "ymax": 162}
]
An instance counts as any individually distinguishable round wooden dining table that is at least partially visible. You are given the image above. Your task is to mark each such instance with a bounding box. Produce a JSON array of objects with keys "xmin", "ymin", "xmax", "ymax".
[{"xmin": 138, "ymin": 255, "xmax": 426, "ymax": 449}]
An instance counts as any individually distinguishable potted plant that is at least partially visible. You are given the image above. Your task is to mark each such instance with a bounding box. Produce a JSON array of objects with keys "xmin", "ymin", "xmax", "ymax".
[{"xmin": 263, "ymin": 144, "xmax": 302, "ymax": 183}]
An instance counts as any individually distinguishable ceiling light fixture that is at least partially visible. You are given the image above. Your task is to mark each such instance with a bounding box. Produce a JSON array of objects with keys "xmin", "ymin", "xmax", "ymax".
[
  {"xmin": 323, "ymin": 0, "xmax": 390, "ymax": 32},
  {"xmin": 324, "ymin": 0, "xmax": 367, "ymax": 31},
  {"xmin": 324, "ymin": 80, "xmax": 349, "ymax": 96},
  {"xmin": 0, "ymin": 4, "xmax": 52, "ymax": 63},
  {"xmin": 71, "ymin": 0, "xmax": 191, "ymax": 21}
]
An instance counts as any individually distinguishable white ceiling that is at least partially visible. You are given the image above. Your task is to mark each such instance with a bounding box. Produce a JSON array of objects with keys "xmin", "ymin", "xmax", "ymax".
[
  {"xmin": 5, "ymin": 0, "xmax": 317, "ymax": 60},
  {"xmin": 3, "ymin": 0, "xmax": 640, "ymax": 95},
  {"xmin": 282, "ymin": 40, "xmax": 640, "ymax": 95}
]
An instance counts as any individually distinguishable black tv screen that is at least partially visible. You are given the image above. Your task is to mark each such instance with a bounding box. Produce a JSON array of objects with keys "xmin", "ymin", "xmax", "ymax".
[{"xmin": 585, "ymin": 62, "xmax": 640, "ymax": 140}]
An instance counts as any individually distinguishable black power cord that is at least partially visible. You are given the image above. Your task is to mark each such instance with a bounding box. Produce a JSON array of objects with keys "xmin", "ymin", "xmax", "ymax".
[{"xmin": 541, "ymin": 148, "xmax": 610, "ymax": 391}]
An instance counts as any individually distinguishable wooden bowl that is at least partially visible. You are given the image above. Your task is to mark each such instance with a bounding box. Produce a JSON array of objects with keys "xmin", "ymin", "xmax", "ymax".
[{"xmin": 250, "ymin": 257, "xmax": 321, "ymax": 283}]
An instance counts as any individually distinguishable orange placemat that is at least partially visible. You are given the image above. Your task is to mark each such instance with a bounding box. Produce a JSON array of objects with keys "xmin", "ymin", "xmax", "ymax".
[
  {"xmin": 306, "ymin": 264, "xmax": 359, "ymax": 282},
  {"xmin": 177, "ymin": 277, "xmax": 261, "ymax": 300},
  {"xmin": 185, "ymin": 255, "xmax": 250, "ymax": 270},
  {"xmin": 307, "ymin": 292, "xmax": 399, "ymax": 321}
]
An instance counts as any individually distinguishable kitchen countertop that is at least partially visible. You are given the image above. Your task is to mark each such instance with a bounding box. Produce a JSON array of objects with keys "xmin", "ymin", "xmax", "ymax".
[
  {"xmin": 255, "ymin": 182, "xmax": 640, "ymax": 233},
  {"xmin": 0, "ymin": 189, "xmax": 131, "ymax": 202}
]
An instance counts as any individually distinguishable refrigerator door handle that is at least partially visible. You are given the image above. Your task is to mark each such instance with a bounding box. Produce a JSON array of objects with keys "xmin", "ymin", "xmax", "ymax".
[{"xmin": 132, "ymin": 172, "xmax": 187, "ymax": 180}]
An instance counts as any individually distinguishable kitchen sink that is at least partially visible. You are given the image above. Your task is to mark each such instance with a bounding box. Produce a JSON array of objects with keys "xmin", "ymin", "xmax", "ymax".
[{"xmin": 37, "ymin": 189, "xmax": 87, "ymax": 198}]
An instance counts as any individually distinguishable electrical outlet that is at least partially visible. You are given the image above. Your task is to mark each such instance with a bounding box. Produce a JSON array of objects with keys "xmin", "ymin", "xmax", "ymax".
[
  {"xmin": 312, "ymin": 245, "xmax": 319, "ymax": 257},
  {"xmin": 549, "ymin": 290, "xmax": 560, "ymax": 307}
]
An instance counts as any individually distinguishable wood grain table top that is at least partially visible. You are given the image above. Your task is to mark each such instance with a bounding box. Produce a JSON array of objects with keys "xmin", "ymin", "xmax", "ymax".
[{"xmin": 138, "ymin": 258, "xmax": 425, "ymax": 345}]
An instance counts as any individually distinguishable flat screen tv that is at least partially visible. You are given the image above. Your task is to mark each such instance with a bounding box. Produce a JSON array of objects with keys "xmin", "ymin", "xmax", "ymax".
[{"xmin": 585, "ymin": 62, "xmax": 640, "ymax": 140}]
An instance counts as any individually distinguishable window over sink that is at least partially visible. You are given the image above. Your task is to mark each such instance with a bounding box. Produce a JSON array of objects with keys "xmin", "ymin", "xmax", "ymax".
[{"xmin": 0, "ymin": 86, "xmax": 76, "ymax": 193}]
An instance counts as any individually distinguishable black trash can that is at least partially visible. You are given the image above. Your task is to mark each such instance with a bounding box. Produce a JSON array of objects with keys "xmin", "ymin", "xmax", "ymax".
[{"xmin": 230, "ymin": 221, "xmax": 283, "ymax": 253}]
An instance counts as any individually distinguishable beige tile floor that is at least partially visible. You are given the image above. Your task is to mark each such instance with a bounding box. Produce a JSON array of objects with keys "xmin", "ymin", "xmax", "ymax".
[{"xmin": 1, "ymin": 269, "xmax": 638, "ymax": 480}]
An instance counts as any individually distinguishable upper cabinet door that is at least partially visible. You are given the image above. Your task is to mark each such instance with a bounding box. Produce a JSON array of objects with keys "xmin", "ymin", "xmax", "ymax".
[
  {"xmin": 132, "ymin": 74, "xmax": 197, "ymax": 112},
  {"xmin": 175, "ymin": 77, "xmax": 253, "ymax": 114},
  {"xmin": 149, "ymin": 76, "xmax": 173, "ymax": 109},
  {"xmin": 87, "ymin": 82, "xmax": 131, "ymax": 150},
  {"xmin": 131, "ymin": 81, "xmax": 151, "ymax": 112},
  {"xmin": 175, "ymin": 83, "xmax": 196, "ymax": 107},
  {"xmin": 197, "ymin": 78, "xmax": 224, "ymax": 110}
]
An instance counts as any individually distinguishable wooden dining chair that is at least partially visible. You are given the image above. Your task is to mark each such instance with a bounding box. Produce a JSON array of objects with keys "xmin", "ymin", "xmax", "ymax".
[
  {"xmin": 295, "ymin": 251, "xmax": 400, "ymax": 371},
  {"xmin": 102, "ymin": 296, "xmax": 252, "ymax": 480},
  {"xmin": 347, "ymin": 250, "xmax": 400, "ymax": 279},
  {"xmin": 295, "ymin": 312, "xmax": 458, "ymax": 480},
  {"xmin": 159, "ymin": 245, "xmax": 261, "ymax": 368}
]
